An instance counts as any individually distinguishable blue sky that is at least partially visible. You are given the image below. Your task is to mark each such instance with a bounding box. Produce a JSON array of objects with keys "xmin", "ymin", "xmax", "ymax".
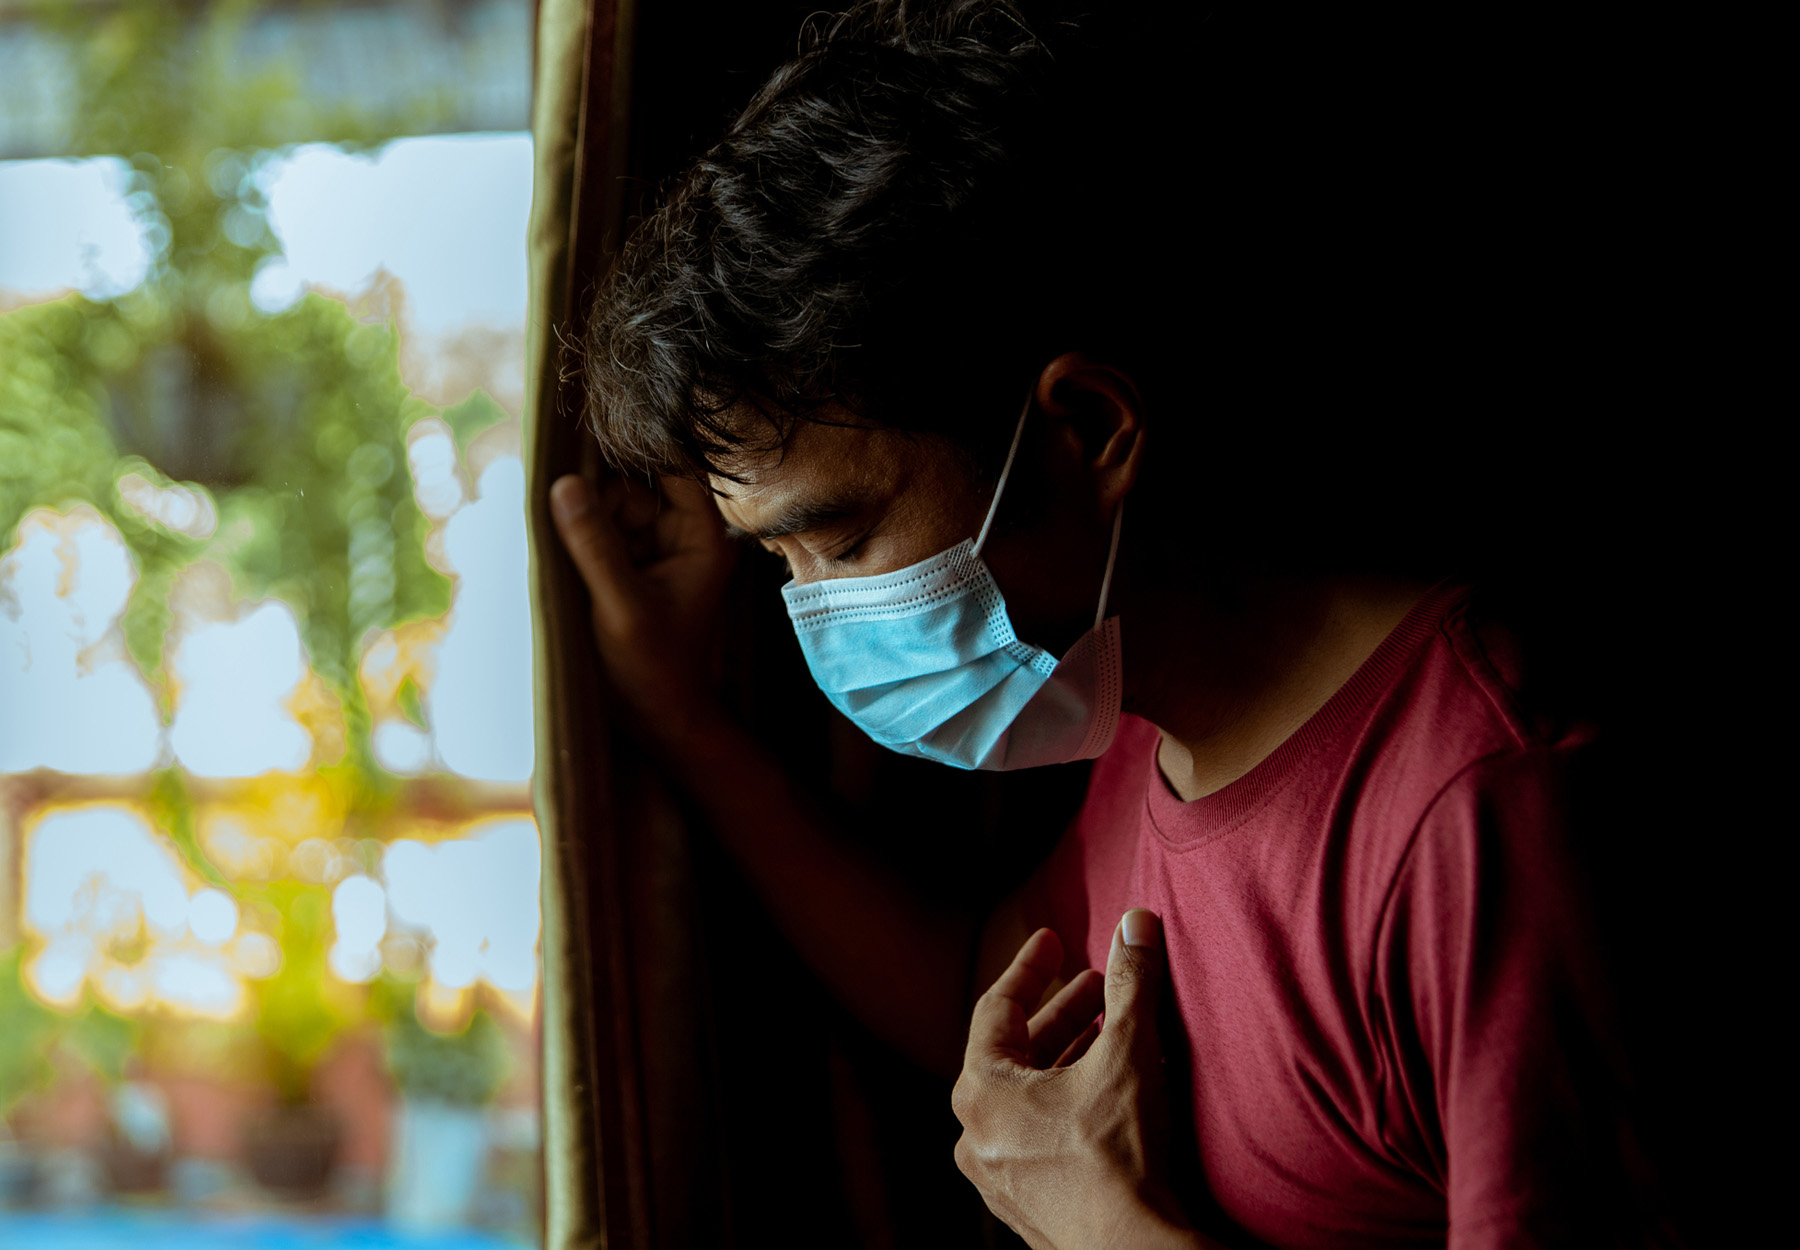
[{"xmin": 0, "ymin": 132, "xmax": 532, "ymax": 335}]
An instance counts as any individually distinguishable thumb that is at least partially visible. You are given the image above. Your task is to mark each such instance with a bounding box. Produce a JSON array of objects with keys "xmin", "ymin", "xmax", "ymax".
[
  {"xmin": 549, "ymin": 474, "xmax": 641, "ymax": 634},
  {"xmin": 1101, "ymin": 908, "xmax": 1164, "ymax": 1051}
]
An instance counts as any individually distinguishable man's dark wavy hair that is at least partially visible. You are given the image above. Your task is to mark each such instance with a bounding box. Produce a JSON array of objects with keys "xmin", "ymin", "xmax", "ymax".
[{"xmin": 580, "ymin": 0, "xmax": 1162, "ymax": 483}]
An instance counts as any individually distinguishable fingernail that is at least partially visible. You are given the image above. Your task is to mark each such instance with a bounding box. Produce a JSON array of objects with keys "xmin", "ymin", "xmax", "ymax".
[
  {"xmin": 551, "ymin": 477, "xmax": 590, "ymax": 522},
  {"xmin": 1121, "ymin": 909, "xmax": 1161, "ymax": 948}
]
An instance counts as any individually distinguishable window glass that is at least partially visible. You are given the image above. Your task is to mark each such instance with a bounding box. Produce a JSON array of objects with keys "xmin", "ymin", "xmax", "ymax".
[{"xmin": 1, "ymin": 3, "xmax": 541, "ymax": 1245}]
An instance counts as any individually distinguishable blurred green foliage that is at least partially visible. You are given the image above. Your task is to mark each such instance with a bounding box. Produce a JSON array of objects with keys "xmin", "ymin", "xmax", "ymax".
[
  {"xmin": 442, "ymin": 390, "xmax": 510, "ymax": 456},
  {"xmin": 0, "ymin": 948, "xmax": 140, "ymax": 1119},
  {"xmin": 244, "ymin": 879, "xmax": 352, "ymax": 1103},
  {"xmin": 143, "ymin": 769, "xmax": 229, "ymax": 888},
  {"xmin": 0, "ymin": 0, "xmax": 455, "ymax": 759},
  {"xmin": 366, "ymin": 974, "xmax": 513, "ymax": 1108},
  {"xmin": 382, "ymin": 1004, "xmax": 511, "ymax": 1108},
  {"xmin": 0, "ymin": 950, "xmax": 58, "ymax": 1118},
  {"xmin": 57, "ymin": 996, "xmax": 139, "ymax": 1088}
]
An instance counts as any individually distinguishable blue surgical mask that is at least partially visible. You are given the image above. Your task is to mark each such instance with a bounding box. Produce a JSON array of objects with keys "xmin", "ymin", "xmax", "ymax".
[{"xmin": 780, "ymin": 395, "xmax": 1124, "ymax": 771}]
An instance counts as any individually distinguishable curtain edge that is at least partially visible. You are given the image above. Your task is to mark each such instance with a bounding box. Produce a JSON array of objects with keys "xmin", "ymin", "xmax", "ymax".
[{"xmin": 526, "ymin": 0, "xmax": 645, "ymax": 1245}]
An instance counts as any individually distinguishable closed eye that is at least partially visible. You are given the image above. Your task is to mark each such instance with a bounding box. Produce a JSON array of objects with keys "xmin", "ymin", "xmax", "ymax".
[{"xmin": 824, "ymin": 530, "xmax": 875, "ymax": 565}]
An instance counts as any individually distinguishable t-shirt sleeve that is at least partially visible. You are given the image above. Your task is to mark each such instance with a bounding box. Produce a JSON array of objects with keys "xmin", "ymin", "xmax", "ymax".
[{"xmin": 1376, "ymin": 745, "xmax": 1658, "ymax": 1248}]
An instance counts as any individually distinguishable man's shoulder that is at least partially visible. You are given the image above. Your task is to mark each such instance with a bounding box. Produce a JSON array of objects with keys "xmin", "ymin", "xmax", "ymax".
[
  {"xmin": 1308, "ymin": 584, "xmax": 1598, "ymax": 901},
  {"xmin": 1366, "ymin": 585, "xmax": 1595, "ymax": 789}
]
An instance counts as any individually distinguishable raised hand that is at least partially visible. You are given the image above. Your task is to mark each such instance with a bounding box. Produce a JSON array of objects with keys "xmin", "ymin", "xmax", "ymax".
[
  {"xmin": 549, "ymin": 472, "xmax": 737, "ymax": 749},
  {"xmin": 951, "ymin": 914, "xmax": 1208, "ymax": 1250}
]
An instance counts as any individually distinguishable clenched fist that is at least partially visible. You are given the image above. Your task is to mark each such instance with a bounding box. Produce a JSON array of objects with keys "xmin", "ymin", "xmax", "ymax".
[{"xmin": 550, "ymin": 472, "xmax": 736, "ymax": 749}]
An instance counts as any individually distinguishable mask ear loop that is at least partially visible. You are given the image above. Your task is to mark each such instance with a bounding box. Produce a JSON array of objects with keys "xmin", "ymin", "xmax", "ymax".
[
  {"xmin": 1094, "ymin": 500, "xmax": 1124, "ymax": 630},
  {"xmin": 973, "ymin": 387, "xmax": 1127, "ymax": 629},
  {"xmin": 972, "ymin": 389, "xmax": 1035, "ymax": 558}
]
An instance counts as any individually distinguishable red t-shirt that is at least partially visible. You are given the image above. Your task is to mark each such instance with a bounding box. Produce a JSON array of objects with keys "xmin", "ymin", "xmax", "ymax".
[{"xmin": 1037, "ymin": 584, "xmax": 1641, "ymax": 1248}]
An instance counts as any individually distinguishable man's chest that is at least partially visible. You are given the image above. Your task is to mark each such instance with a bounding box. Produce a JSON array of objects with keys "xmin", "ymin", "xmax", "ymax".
[{"xmin": 1079, "ymin": 828, "xmax": 1450, "ymax": 1249}]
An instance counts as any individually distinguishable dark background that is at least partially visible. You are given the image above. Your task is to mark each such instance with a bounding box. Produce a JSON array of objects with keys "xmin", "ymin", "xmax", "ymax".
[{"xmin": 606, "ymin": 4, "xmax": 1751, "ymax": 1245}]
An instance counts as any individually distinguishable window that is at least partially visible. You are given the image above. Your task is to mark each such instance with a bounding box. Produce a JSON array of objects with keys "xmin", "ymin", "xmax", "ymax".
[{"xmin": 1, "ymin": 3, "xmax": 542, "ymax": 1244}]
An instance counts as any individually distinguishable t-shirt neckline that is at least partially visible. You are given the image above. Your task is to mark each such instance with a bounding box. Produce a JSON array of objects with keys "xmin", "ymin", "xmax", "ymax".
[{"xmin": 1144, "ymin": 581, "xmax": 1470, "ymax": 847}]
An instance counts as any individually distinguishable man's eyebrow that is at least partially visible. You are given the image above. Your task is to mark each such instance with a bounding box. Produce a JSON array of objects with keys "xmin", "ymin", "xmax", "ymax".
[{"xmin": 723, "ymin": 496, "xmax": 864, "ymax": 542}]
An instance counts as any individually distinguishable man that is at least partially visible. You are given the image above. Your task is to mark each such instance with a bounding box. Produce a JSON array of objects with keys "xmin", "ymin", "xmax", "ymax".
[{"xmin": 547, "ymin": 3, "xmax": 1669, "ymax": 1245}]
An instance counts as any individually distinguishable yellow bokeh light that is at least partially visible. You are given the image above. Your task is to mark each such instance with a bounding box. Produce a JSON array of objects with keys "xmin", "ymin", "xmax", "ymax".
[
  {"xmin": 285, "ymin": 668, "xmax": 349, "ymax": 768},
  {"xmin": 116, "ymin": 470, "xmax": 218, "ymax": 541},
  {"xmin": 358, "ymin": 617, "xmax": 445, "ymax": 712},
  {"xmin": 28, "ymin": 939, "xmax": 92, "ymax": 1009},
  {"xmin": 228, "ymin": 931, "xmax": 282, "ymax": 980},
  {"xmin": 198, "ymin": 810, "xmax": 280, "ymax": 879},
  {"xmin": 289, "ymin": 837, "xmax": 346, "ymax": 884},
  {"xmin": 231, "ymin": 772, "xmax": 349, "ymax": 846},
  {"xmin": 417, "ymin": 978, "xmax": 473, "ymax": 1035},
  {"xmin": 97, "ymin": 960, "xmax": 151, "ymax": 1012},
  {"xmin": 491, "ymin": 981, "xmax": 537, "ymax": 1028},
  {"xmin": 18, "ymin": 801, "xmax": 251, "ymax": 1020}
]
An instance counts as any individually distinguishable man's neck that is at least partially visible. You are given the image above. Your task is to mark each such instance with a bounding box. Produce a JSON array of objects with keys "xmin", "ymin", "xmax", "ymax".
[{"xmin": 1120, "ymin": 574, "xmax": 1429, "ymax": 802}]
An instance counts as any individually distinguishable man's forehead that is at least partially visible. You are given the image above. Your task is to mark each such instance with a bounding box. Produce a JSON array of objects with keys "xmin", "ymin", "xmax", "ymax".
[{"xmin": 710, "ymin": 419, "xmax": 893, "ymax": 533}]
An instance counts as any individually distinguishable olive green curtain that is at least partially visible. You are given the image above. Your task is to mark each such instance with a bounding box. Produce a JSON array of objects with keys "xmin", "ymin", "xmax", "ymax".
[{"xmin": 526, "ymin": 0, "xmax": 647, "ymax": 1244}]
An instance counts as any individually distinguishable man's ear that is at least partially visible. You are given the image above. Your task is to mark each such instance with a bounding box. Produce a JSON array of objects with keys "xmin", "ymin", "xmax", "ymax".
[{"xmin": 1033, "ymin": 351, "xmax": 1147, "ymax": 515}]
